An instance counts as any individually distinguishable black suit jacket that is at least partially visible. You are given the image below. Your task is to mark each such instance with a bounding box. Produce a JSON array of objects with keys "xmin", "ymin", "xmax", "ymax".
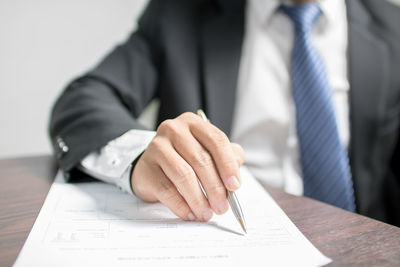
[{"xmin": 49, "ymin": 0, "xmax": 400, "ymax": 226}]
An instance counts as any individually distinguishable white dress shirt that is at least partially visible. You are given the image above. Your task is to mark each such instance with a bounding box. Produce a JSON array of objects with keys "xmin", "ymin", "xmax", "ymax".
[
  {"xmin": 231, "ymin": 0, "xmax": 349, "ymax": 195},
  {"xmin": 80, "ymin": 0, "xmax": 350, "ymax": 197}
]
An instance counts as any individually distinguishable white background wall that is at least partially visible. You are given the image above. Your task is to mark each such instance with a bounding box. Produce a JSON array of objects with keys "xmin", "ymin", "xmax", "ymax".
[{"xmin": 0, "ymin": 0, "xmax": 149, "ymax": 158}]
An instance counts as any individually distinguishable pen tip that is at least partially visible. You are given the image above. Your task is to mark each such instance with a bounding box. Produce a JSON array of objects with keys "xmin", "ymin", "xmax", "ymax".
[{"xmin": 238, "ymin": 218, "xmax": 247, "ymax": 234}]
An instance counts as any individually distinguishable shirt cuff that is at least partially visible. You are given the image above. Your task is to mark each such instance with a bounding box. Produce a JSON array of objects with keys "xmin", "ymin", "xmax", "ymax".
[
  {"xmin": 79, "ymin": 129, "xmax": 156, "ymax": 195},
  {"xmin": 119, "ymin": 163, "xmax": 134, "ymax": 195}
]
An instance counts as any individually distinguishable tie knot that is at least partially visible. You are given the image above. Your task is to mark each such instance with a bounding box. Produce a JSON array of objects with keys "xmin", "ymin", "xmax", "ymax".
[{"xmin": 280, "ymin": 3, "xmax": 321, "ymax": 32}]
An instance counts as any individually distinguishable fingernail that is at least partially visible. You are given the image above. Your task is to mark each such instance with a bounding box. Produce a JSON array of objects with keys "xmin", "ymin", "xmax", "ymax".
[
  {"xmin": 188, "ymin": 212, "xmax": 196, "ymax": 221},
  {"xmin": 227, "ymin": 176, "xmax": 240, "ymax": 190},
  {"xmin": 202, "ymin": 209, "xmax": 213, "ymax": 221},
  {"xmin": 217, "ymin": 201, "xmax": 228, "ymax": 214}
]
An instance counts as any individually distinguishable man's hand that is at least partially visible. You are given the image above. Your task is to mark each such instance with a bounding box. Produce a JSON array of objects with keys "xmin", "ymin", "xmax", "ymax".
[{"xmin": 131, "ymin": 112, "xmax": 245, "ymax": 222}]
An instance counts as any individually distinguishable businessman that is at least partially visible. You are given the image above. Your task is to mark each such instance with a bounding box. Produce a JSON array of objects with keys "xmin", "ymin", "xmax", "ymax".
[{"xmin": 50, "ymin": 0, "xmax": 400, "ymax": 226}]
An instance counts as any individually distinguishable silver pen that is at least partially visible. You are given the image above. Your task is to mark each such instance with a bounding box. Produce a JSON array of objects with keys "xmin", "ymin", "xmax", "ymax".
[{"xmin": 197, "ymin": 109, "xmax": 247, "ymax": 234}]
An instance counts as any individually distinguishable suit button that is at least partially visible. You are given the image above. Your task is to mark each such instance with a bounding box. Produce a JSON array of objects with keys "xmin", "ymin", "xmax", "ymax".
[{"xmin": 56, "ymin": 137, "xmax": 69, "ymax": 153}]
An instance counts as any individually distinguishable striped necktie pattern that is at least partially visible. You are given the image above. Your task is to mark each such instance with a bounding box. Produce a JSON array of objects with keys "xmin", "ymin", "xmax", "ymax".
[{"xmin": 280, "ymin": 4, "xmax": 356, "ymax": 211}]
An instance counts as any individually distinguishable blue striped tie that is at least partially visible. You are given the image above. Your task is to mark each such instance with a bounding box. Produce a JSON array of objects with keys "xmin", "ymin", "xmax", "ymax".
[{"xmin": 280, "ymin": 4, "xmax": 356, "ymax": 211}]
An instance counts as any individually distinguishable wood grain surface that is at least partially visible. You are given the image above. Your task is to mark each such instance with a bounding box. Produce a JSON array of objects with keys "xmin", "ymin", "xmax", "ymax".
[{"xmin": 0, "ymin": 155, "xmax": 399, "ymax": 266}]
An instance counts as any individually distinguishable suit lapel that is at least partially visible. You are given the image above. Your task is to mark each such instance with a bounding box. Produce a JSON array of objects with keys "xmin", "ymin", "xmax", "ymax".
[
  {"xmin": 200, "ymin": 1, "xmax": 245, "ymax": 136},
  {"xmin": 347, "ymin": 0, "xmax": 390, "ymax": 209}
]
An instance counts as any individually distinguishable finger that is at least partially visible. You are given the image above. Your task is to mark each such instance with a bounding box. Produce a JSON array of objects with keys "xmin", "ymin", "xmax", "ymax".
[
  {"xmin": 171, "ymin": 132, "xmax": 229, "ymax": 215},
  {"xmin": 131, "ymin": 156, "xmax": 195, "ymax": 221},
  {"xmin": 151, "ymin": 138, "xmax": 214, "ymax": 222},
  {"xmin": 190, "ymin": 121, "xmax": 241, "ymax": 192},
  {"xmin": 152, "ymin": 166, "xmax": 196, "ymax": 221},
  {"xmin": 231, "ymin": 142, "xmax": 245, "ymax": 166}
]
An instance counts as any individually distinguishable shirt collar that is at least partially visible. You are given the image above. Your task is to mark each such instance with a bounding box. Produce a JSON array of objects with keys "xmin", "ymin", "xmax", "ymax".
[
  {"xmin": 250, "ymin": 0, "xmax": 280, "ymax": 25},
  {"xmin": 249, "ymin": 0, "xmax": 346, "ymax": 27}
]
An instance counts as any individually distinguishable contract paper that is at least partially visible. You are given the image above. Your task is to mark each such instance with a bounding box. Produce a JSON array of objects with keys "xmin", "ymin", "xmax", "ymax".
[{"xmin": 14, "ymin": 167, "xmax": 331, "ymax": 267}]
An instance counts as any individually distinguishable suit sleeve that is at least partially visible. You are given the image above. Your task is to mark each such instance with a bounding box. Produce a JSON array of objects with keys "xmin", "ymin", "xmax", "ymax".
[{"xmin": 49, "ymin": 0, "xmax": 163, "ymax": 175}]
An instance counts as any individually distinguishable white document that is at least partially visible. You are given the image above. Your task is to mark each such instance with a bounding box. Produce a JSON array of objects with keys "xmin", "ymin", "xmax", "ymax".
[{"xmin": 14, "ymin": 167, "xmax": 331, "ymax": 267}]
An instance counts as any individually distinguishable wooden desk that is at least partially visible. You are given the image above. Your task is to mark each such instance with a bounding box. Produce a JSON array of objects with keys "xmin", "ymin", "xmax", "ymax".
[{"xmin": 0, "ymin": 155, "xmax": 399, "ymax": 266}]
